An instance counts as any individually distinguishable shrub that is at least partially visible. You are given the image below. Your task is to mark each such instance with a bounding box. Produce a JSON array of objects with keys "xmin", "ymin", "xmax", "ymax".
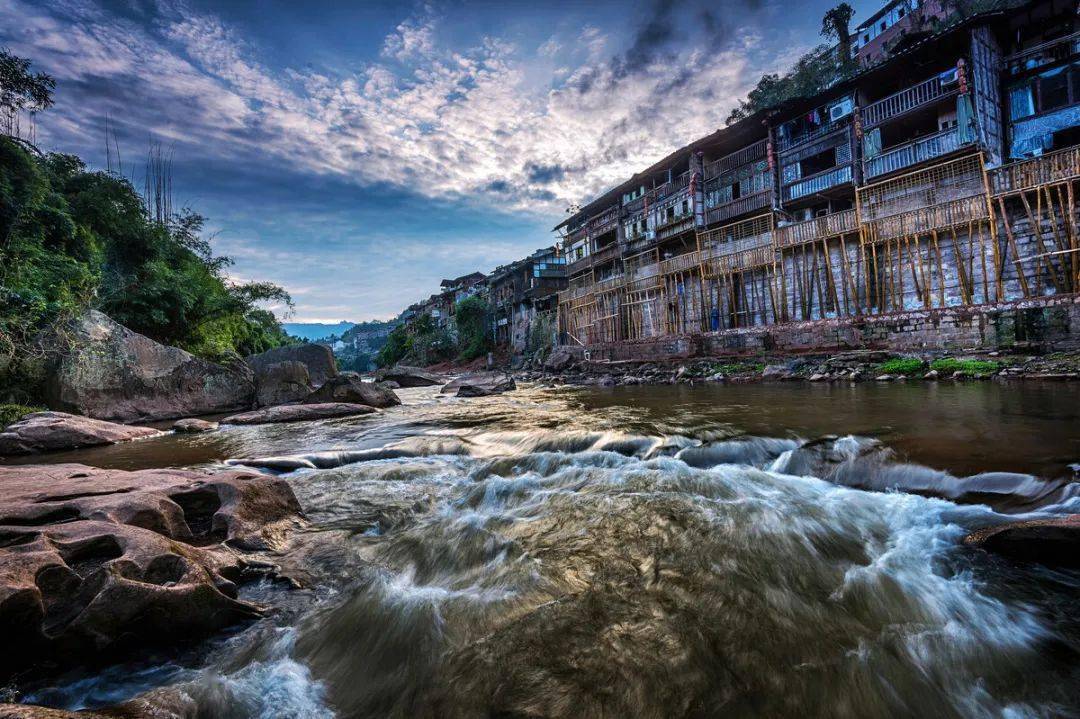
[
  {"xmin": 0, "ymin": 403, "xmax": 40, "ymax": 429},
  {"xmin": 876, "ymin": 358, "xmax": 926, "ymax": 376},
  {"xmin": 454, "ymin": 295, "xmax": 490, "ymax": 361},
  {"xmin": 929, "ymin": 358, "xmax": 1001, "ymax": 377}
]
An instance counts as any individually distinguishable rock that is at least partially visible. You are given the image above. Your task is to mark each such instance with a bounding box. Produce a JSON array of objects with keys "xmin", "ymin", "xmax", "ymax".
[
  {"xmin": 875, "ymin": 374, "xmax": 894, "ymax": 381},
  {"xmin": 0, "ymin": 412, "xmax": 161, "ymax": 456},
  {"xmin": 923, "ymin": 369, "xmax": 939, "ymax": 379},
  {"xmin": 964, "ymin": 515, "xmax": 1080, "ymax": 567},
  {"xmin": 245, "ymin": 343, "xmax": 337, "ymax": 389},
  {"xmin": 809, "ymin": 373, "xmax": 828, "ymax": 382},
  {"xmin": 222, "ymin": 403, "xmax": 377, "ymax": 425},
  {"xmin": 0, "ymin": 464, "xmax": 301, "ymax": 675},
  {"xmin": 43, "ymin": 310, "xmax": 253, "ymax": 422},
  {"xmin": 251, "ymin": 360, "xmax": 313, "ymax": 408},
  {"xmin": 761, "ymin": 364, "xmax": 790, "ymax": 380},
  {"xmin": 441, "ymin": 373, "xmax": 516, "ymax": 396},
  {"xmin": 172, "ymin": 418, "xmax": 218, "ymax": 433},
  {"xmin": 597, "ymin": 374, "xmax": 617, "ymax": 387},
  {"xmin": 378, "ymin": 380, "xmax": 401, "ymax": 390},
  {"xmin": 543, "ymin": 349, "xmax": 574, "ymax": 372},
  {"xmin": 373, "ymin": 365, "xmax": 443, "ymax": 387},
  {"xmin": 707, "ymin": 373, "xmax": 726, "ymax": 382},
  {"xmin": 303, "ymin": 372, "xmax": 401, "ymax": 408}
]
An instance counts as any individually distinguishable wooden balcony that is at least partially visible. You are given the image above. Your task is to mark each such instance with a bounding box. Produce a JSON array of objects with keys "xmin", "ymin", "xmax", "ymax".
[
  {"xmin": 864, "ymin": 127, "xmax": 967, "ymax": 180},
  {"xmin": 585, "ymin": 206, "xmax": 619, "ymax": 236},
  {"xmin": 702, "ymin": 245, "xmax": 775, "ymax": 275},
  {"xmin": 565, "ymin": 254, "xmax": 592, "ymax": 276},
  {"xmin": 989, "ymin": 145, "xmax": 1080, "ymax": 196},
  {"xmin": 656, "ymin": 214, "xmax": 695, "ymax": 240},
  {"xmin": 774, "ymin": 209, "xmax": 858, "ymax": 248},
  {"xmin": 860, "ymin": 195, "xmax": 990, "ymax": 244},
  {"xmin": 660, "ymin": 251, "xmax": 701, "ymax": 275},
  {"xmin": 705, "ymin": 189, "xmax": 772, "ymax": 226},
  {"xmin": 590, "ymin": 242, "xmax": 620, "ymax": 266},
  {"xmin": 1005, "ymin": 31, "xmax": 1080, "ymax": 75},
  {"xmin": 862, "ymin": 72, "xmax": 960, "ymax": 129},
  {"xmin": 777, "ymin": 118, "xmax": 849, "ymax": 153},
  {"xmin": 704, "ymin": 139, "xmax": 768, "ymax": 180},
  {"xmin": 783, "ymin": 164, "xmax": 853, "ymax": 202},
  {"xmin": 594, "ymin": 275, "xmax": 626, "ymax": 294}
]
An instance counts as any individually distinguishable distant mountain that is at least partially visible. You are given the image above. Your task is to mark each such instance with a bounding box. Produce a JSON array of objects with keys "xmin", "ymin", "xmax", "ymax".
[{"xmin": 282, "ymin": 321, "xmax": 356, "ymax": 341}]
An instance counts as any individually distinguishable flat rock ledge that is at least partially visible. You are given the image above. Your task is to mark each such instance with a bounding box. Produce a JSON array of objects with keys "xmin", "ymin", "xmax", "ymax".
[
  {"xmin": 441, "ymin": 372, "xmax": 517, "ymax": 397},
  {"xmin": 0, "ymin": 463, "xmax": 302, "ymax": 681},
  {"xmin": 964, "ymin": 514, "xmax": 1080, "ymax": 567},
  {"xmin": 303, "ymin": 372, "xmax": 400, "ymax": 408},
  {"xmin": 0, "ymin": 412, "xmax": 161, "ymax": 456},
  {"xmin": 222, "ymin": 402, "xmax": 377, "ymax": 425},
  {"xmin": 374, "ymin": 365, "xmax": 443, "ymax": 387}
]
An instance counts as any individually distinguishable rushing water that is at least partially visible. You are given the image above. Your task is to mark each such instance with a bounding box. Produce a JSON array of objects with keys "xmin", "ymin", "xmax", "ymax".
[{"xmin": 8, "ymin": 381, "xmax": 1080, "ymax": 718}]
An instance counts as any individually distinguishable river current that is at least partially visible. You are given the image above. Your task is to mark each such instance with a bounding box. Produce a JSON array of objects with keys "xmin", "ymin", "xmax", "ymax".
[{"xmin": 10, "ymin": 381, "xmax": 1080, "ymax": 718}]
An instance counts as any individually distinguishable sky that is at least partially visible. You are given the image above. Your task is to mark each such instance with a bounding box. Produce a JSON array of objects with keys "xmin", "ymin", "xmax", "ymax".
[{"xmin": 2, "ymin": 0, "xmax": 879, "ymax": 322}]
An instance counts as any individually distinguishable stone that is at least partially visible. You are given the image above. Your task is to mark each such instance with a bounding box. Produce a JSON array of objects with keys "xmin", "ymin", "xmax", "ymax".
[
  {"xmin": 964, "ymin": 515, "xmax": 1079, "ymax": 567},
  {"xmin": 378, "ymin": 380, "xmax": 401, "ymax": 390},
  {"xmin": 440, "ymin": 372, "xmax": 516, "ymax": 396},
  {"xmin": 0, "ymin": 464, "xmax": 301, "ymax": 675},
  {"xmin": 923, "ymin": 369, "xmax": 939, "ymax": 379},
  {"xmin": 809, "ymin": 373, "xmax": 828, "ymax": 381},
  {"xmin": 543, "ymin": 349, "xmax": 575, "ymax": 372},
  {"xmin": 222, "ymin": 403, "xmax": 377, "ymax": 425},
  {"xmin": 875, "ymin": 374, "xmax": 894, "ymax": 381},
  {"xmin": 373, "ymin": 365, "xmax": 444, "ymax": 387},
  {"xmin": 0, "ymin": 412, "xmax": 161, "ymax": 456},
  {"xmin": 251, "ymin": 360, "xmax": 313, "ymax": 408},
  {"xmin": 761, "ymin": 364, "xmax": 790, "ymax": 380},
  {"xmin": 245, "ymin": 343, "xmax": 338, "ymax": 389},
  {"xmin": 707, "ymin": 373, "xmax": 726, "ymax": 382},
  {"xmin": 172, "ymin": 418, "xmax": 218, "ymax": 433},
  {"xmin": 597, "ymin": 374, "xmax": 617, "ymax": 387},
  {"xmin": 303, "ymin": 372, "xmax": 401, "ymax": 408},
  {"xmin": 43, "ymin": 310, "xmax": 253, "ymax": 422}
]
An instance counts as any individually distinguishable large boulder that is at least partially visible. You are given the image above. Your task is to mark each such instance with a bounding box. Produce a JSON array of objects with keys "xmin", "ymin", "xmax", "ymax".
[
  {"xmin": 0, "ymin": 464, "xmax": 302, "ymax": 676},
  {"xmin": 373, "ymin": 365, "xmax": 443, "ymax": 387},
  {"xmin": 222, "ymin": 402, "xmax": 377, "ymax": 425},
  {"xmin": 304, "ymin": 372, "xmax": 400, "ymax": 408},
  {"xmin": 251, "ymin": 360, "xmax": 313, "ymax": 407},
  {"xmin": 964, "ymin": 515, "xmax": 1080, "ymax": 567},
  {"xmin": 0, "ymin": 412, "xmax": 161, "ymax": 456},
  {"xmin": 43, "ymin": 310, "xmax": 254, "ymax": 422},
  {"xmin": 245, "ymin": 344, "xmax": 337, "ymax": 405},
  {"xmin": 441, "ymin": 372, "xmax": 516, "ymax": 397},
  {"xmin": 543, "ymin": 349, "xmax": 574, "ymax": 372}
]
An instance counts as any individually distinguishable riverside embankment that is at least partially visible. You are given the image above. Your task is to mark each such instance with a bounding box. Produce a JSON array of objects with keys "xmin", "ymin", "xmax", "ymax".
[{"xmin": 1, "ymin": 380, "xmax": 1078, "ymax": 718}]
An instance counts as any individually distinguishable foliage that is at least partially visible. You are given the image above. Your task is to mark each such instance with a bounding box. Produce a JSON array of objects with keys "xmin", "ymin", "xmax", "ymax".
[
  {"xmin": 455, "ymin": 295, "xmax": 490, "ymax": 361},
  {"xmin": 0, "ymin": 135, "xmax": 294, "ymax": 399},
  {"xmin": 375, "ymin": 313, "xmax": 454, "ymax": 368},
  {"xmin": 726, "ymin": 43, "xmax": 857, "ymax": 125},
  {"xmin": 929, "ymin": 358, "xmax": 1001, "ymax": 377},
  {"xmin": 877, "ymin": 358, "xmax": 926, "ymax": 375},
  {"xmin": 0, "ymin": 403, "xmax": 40, "ymax": 429},
  {"xmin": 376, "ymin": 324, "xmax": 411, "ymax": 368},
  {"xmin": 0, "ymin": 48, "xmax": 55, "ymax": 128},
  {"xmin": 821, "ymin": 3, "xmax": 855, "ymax": 61},
  {"xmin": 709, "ymin": 361, "xmax": 765, "ymax": 375}
]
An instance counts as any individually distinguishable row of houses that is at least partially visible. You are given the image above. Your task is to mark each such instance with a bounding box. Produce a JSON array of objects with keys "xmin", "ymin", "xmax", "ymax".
[
  {"xmin": 399, "ymin": 247, "xmax": 568, "ymax": 355},
  {"xmin": 556, "ymin": 0, "xmax": 1080, "ymax": 356}
]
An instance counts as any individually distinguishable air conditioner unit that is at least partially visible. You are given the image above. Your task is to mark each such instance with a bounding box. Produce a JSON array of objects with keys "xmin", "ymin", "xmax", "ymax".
[
  {"xmin": 829, "ymin": 98, "xmax": 854, "ymax": 122},
  {"xmin": 644, "ymin": 230, "xmax": 656, "ymax": 240},
  {"xmin": 939, "ymin": 67, "xmax": 959, "ymax": 86}
]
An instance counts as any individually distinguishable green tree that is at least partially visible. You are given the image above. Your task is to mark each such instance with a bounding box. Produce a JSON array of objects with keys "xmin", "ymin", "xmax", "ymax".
[
  {"xmin": 0, "ymin": 48, "xmax": 54, "ymax": 133},
  {"xmin": 821, "ymin": 3, "xmax": 856, "ymax": 65},
  {"xmin": 454, "ymin": 295, "xmax": 490, "ymax": 361}
]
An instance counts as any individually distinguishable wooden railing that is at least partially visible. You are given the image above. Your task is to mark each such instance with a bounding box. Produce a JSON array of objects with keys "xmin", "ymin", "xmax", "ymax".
[
  {"xmin": 990, "ymin": 145, "xmax": 1080, "ymax": 195},
  {"xmin": 777, "ymin": 118, "xmax": 848, "ymax": 153},
  {"xmin": 594, "ymin": 275, "xmax": 625, "ymax": 294},
  {"xmin": 565, "ymin": 254, "xmax": 592, "ymax": 276},
  {"xmin": 860, "ymin": 195, "xmax": 989, "ymax": 244},
  {"xmin": 864, "ymin": 127, "xmax": 966, "ymax": 180},
  {"xmin": 660, "ymin": 251, "xmax": 701, "ymax": 274},
  {"xmin": 862, "ymin": 72, "xmax": 959, "ymax": 128},
  {"xmin": 656, "ymin": 215, "xmax": 695, "ymax": 240},
  {"xmin": 1005, "ymin": 31, "xmax": 1080, "ymax": 75},
  {"xmin": 783, "ymin": 164, "xmax": 853, "ymax": 201},
  {"xmin": 774, "ymin": 209, "xmax": 858, "ymax": 248},
  {"xmin": 590, "ymin": 242, "xmax": 620, "ymax": 266},
  {"xmin": 704, "ymin": 139, "xmax": 768, "ymax": 180},
  {"xmin": 705, "ymin": 190, "xmax": 772, "ymax": 226},
  {"xmin": 585, "ymin": 206, "xmax": 619, "ymax": 236},
  {"xmin": 702, "ymin": 245, "xmax": 775, "ymax": 274}
]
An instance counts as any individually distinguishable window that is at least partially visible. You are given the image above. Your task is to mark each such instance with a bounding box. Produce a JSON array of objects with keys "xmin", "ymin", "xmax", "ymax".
[
  {"xmin": 880, "ymin": 21, "xmax": 886, "ymax": 31},
  {"xmin": 1041, "ymin": 66, "xmax": 1069, "ymax": 112},
  {"xmin": 863, "ymin": 34, "xmax": 869, "ymax": 43}
]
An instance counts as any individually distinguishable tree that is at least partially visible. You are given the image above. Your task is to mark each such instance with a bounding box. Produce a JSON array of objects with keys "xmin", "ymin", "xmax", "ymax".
[
  {"xmin": 821, "ymin": 3, "xmax": 856, "ymax": 64},
  {"xmin": 0, "ymin": 49, "xmax": 55, "ymax": 137},
  {"xmin": 454, "ymin": 295, "xmax": 489, "ymax": 361}
]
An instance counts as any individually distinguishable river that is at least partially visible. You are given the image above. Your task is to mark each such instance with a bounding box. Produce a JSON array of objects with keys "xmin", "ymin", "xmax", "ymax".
[{"xmin": 8, "ymin": 381, "xmax": 1080, "ymax": 718}]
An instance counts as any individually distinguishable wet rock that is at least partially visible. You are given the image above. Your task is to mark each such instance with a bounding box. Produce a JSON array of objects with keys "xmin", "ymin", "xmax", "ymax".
[
  {"xmin": 543, "ymin": 349, "xmax": 575, "ymax": 372},
  {"xmin": 597, "ymin": 374, "xmax": 617, "ymax": 387},
  {"xmin": 373, "ymin": 365, "xmax": 443, "ymax": 387},
  {"xmin": 875, "ymin": 374, "xmax": 894, "ymax": 381},
  {"xmin": 0, "ymin": 412, "xmax": 161, "ymax": 456},
  {"xmin": 923, "ymin": 369, "xmax": 939, "ymax": 379},
  {"xmin": 250, "ymin": 360, "xmax": 313, "ymax": 408},
  {"xmin": 245, "ymin": 343, "xmax": 337, "ymax": 390},
  {"xmin": 42, "ymin": 310, "xmax": 254, "ymax": 422},
  {"xmin": 0, "ymin": 464, "xmax": 301, "ymax": 676},
  {"xmin": 304, "ymin": 372, "xmax": 400, "ymax": 408},
  {"xmin": 761, "ymin": 364, "xmax": 790, "ymax": 380},
  {"xmin": 964, "ymin": 515, "xmax": 1080, "ymax": 567},
  {"xmin": 172, "ymin": 418, "xmax": 218, "ymax": 433},
  {"xmin": 377, "ymin": 380, "xmax": 401, "ymax": 390},
  {"xmin": 222, "ymin": 403, "xmax": 377, "ymax": 425},
  {"xmin": 809, "ymin": 373, "xmax": 828, "ymax": 382},
  {"xmin": 441, "ymin": 372, "xmax": 516, "ymax": 397}
]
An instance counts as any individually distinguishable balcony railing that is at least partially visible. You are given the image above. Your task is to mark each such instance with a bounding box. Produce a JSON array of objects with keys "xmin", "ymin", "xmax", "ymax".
[
  {"xmin": 862, "ymin": 72, "xmax": 960, "ymax": 128},
  {"xmin": 585, "ymin": 206, "xmax": 619, "ymax": 236},
  {"xmin": 704, "ymin": 139, "xmax": 768, "ymax": 180},
  {"xmin": 656, "ymin": 214, "xmax": 695, "ymax": 240},
  {"xmin": 705, "ymin": 189, "xmax": 772, "ymax": 226},
  {"xmin": 591, "ymin": 242, "xmax": 620, "ymax": 266},
  {"xmin": 783, "ymin": 164, "xmax": 853, "ymax": 201},
  {"xmin": 777, "ymin": 118, "xmax": 849, "ymax": 153},
  {"xmin": 660, "ymin": 251, "xmax": 701, "ymax": 275},
  {"xmin": 774, "ymin": 209, "xmax": 858, "ymax": 248},
  {"xmin": 864, "ymin": 127, "xmax": 966, "ymax": 180},
  {"xmin": 702, "ymin": 245, "xmax": 776, "ymax": 275},
  {"xmin": 565, "ymin": 255, "xmax": 592, "ymax": 276},
  {"xmin": 990, "ymin": 145, "xmax": 1080, "ymax": 196},
  {"xmin": 1005, "ymin": 31, "xmax": 1080, "ymax": 75},
  {"xmin": 861, "ymin": 195, "xmax": 990, "ymax": 244}
]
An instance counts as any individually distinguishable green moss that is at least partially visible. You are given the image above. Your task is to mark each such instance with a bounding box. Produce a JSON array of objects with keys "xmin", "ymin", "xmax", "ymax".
[
  {"xmin": 876, "ymin": 358, "xmax": 926, "ymax": 376},
  {"xmin": 0, "ymin": 404, "xmax": 41, "ymax": 429},
  {"xmin": 709, "ymin": 361, "xmax": 764, "ymax": 375},
  {"xmin": 929, "ymin": 358, "xmax": 1001, "ymax": 377}
]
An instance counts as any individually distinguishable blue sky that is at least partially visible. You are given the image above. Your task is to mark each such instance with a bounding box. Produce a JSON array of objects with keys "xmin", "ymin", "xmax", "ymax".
[{"xmin": 3, "ymin": 0, "xmax": 878, "ymax": 321}]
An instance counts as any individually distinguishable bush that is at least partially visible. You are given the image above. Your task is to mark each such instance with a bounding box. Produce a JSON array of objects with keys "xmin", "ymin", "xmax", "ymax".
[
  {"xmin": 0, "ymin": 403, "xmax": 41, "ymax": 429},
  {"xmin": 454, "ymin": 295, "xmax": 490, "ymax": 361},
  {"xmin": 876, "ymin": 358, "xmax": 926, "ymax": 376},
  {"xmin": 929, "ymin": 358, "xmax": 1001, "ymax": 377}
]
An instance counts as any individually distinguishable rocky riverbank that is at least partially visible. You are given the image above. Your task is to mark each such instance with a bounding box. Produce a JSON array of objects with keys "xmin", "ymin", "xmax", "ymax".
[{"xmin": 520, "ymin": 348, "xmax": 1080, "ymax": 387}]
